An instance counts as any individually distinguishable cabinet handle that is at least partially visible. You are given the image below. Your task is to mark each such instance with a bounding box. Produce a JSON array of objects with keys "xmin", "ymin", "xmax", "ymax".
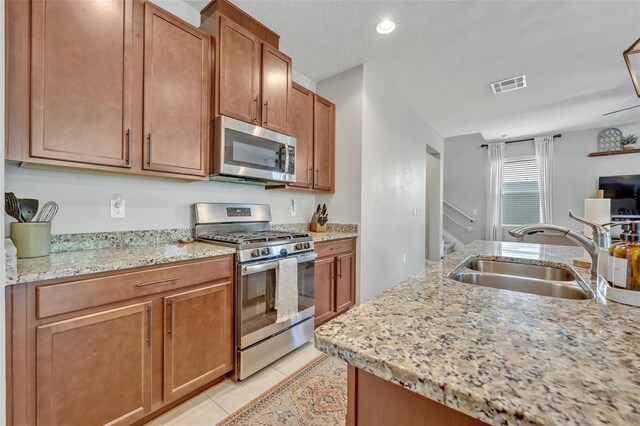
[
  {"xmin": 264, "ymin": 100, "xmax": 269, "ymax": 125},
  {"xmin": 125, "ymin": 129, "xmax": 131, "ymax": 166},
  {"xmin": 308, "ymin": 168, "xmax": 312, "ymax": 188},
  {"xmin": 147, "ymin": 134, "xmax": 152, "ymax": 166},
  {"xmin": 253, "ymin": 97, "xmax": 258, "ymax": 123},
  {"xmin": 338, "ymin": 258, "xmax": 342, "ymax": 278},
  {"xmin": 146, "ymin": 306, "xmax": 152, "ymax": 347},
  {"xmin": 167, "ymin": 300, "xmax": 174, "ymax": 336},
  {"xmin": 314, "ymin": 169, "xmax": 319, "ymax": 188},
  {"xmin": 136, "ymin": 276, "xmax": 181, "ymax": 288}
]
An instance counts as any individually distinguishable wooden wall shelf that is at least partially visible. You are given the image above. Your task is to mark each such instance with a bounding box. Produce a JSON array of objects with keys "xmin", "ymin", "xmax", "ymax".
[{"xmin": 588, "ymin": 148, "xmax": 640, "ymax": 157}]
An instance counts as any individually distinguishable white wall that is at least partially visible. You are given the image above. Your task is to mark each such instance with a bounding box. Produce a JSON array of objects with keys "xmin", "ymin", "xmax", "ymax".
[
  {"xmin": 359, "ymin": 66, "xmax": 443, "ymax": 301},
  {"xmin": 444, "ymin": 121, "xmax": 640, "ymax": 244},
  {"xmin": 5, "ymin": 165, "xmax": 316, "ymax": 234},
  {"xmin": 316, "ymin": 65, "xmax": 444, "ymax": 303},
  {"xmin": 316, "ymin": 66, "xmax": 364, "ymax": 225}
]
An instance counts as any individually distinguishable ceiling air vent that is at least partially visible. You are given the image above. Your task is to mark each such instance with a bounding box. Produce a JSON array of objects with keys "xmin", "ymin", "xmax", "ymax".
[{"xmin": 491, "ymin": 75, "xmax": 527, "ymax": 94}]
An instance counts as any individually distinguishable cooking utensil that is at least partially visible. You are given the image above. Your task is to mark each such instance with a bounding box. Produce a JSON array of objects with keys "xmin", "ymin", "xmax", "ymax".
[
  {"xmin": 35, "ymin": 201, "xmax": 59, "ymax": 222},
  {"xmin": 19, "ymin": 198, "xmax": 39, "ymax": 222},
  {"xmin": 5, "ymin": 192, "xmax": 23, "ymax": 223},
  {"xmin": 316, "ymin": 204, "xmax": 322, "ymax": 215}
]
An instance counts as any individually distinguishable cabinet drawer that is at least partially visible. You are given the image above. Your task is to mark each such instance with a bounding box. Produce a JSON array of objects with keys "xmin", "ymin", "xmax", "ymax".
[
  {"xmin": 315, "ymin": 238, "xmax": 354, "ymax": 258},
  {"xmin": 36, "ymin": 255, "xmax": 233, "ymax": 319}
]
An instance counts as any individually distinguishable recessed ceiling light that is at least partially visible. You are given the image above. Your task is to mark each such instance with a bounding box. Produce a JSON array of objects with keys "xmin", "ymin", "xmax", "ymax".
[
  {"xmin": 376, "ymin": 20, "xmax": 395, "ymax": 34},
  {"xmin": 502, "ymin": 134, "xmax": 509, "ymax": 138}
]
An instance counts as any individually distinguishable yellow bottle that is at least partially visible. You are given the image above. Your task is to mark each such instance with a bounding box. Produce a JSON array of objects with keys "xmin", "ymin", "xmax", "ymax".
[
  {"xmin": 625, "ymin": 233, "xmax": 640, "ymax": 291},
  {"xmin": 613, "ymin": 237, "xmax": 630, "ymax": 289}
]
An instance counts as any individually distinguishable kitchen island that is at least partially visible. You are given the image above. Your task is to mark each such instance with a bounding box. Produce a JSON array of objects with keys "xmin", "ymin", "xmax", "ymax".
[{"xmin": 315, "ymin": 241, "xmax": 640, "ymax": 426}]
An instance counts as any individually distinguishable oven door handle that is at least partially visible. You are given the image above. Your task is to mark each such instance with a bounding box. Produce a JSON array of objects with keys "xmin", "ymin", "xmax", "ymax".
[{"xmin": 241, "ymin": 253, "xmax": 317, "ymax": 276}]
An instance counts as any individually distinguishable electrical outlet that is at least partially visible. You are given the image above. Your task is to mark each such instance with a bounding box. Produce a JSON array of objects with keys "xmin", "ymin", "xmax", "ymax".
[
  {"xmin": 473, "ymin": 209, "xmax": 478, "ymax": 215},
  {"xmin": 403, "ymin": 253, "xmax": 407, "ymax": 263},
  {"xmin": 290, "ymin": 198, "xmax": 297, "ymax": 217},
  {"xmin": 111, "ymin": 198, "xmax": 125, "ymax": 219}
]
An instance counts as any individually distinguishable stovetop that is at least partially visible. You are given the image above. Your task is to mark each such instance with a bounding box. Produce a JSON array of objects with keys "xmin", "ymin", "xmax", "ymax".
[{"xmin": 198, "ymin": 230, "xmax": 310, "ymax": 246}]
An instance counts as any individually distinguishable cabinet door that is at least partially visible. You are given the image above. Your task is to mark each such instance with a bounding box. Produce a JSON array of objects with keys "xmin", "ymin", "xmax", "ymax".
[
  {"xmin": 143, "ymin": 4, "xmax": 210, "ymax": 176},
  {"xmin": 289, "ymin": 83, "xmax": 314, "ymax": 188},
  {"xmin": 313, "ymin": 95, "xmax": 336, "ymax": 191},
  {"xmin": 218, "ymin": 15, "xmax": 260, "ymax": 124},
  {"xmin": 336, "ymin": 252, "xmax": 355, "ymax": 313},
  {"xmin": 314, "ymin": 257, "xmax": 337, "ymax": 326},
  {"xmin": 36, "ymin": 302, "xmax": 152, "ymax": 425},
  {"xmin": 261, "ymin": 44, "xmax": 292, "ymax": 134},
  {"xmin": 30, "ymin": 0, "xmax": 133, "ymax": 168},
  {"xmin": 164, "ymin": 282, "xmax": 233, "ymax": 402}
]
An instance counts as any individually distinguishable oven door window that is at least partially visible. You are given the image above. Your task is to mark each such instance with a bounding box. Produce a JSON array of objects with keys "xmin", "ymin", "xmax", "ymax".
[
  {"xmin": 239, "ymin": 260, "xmax": 314, "ymax": 342},
  {"xmin": 224, "ymin": 129, "xmax": 285, "ymax": 173}
]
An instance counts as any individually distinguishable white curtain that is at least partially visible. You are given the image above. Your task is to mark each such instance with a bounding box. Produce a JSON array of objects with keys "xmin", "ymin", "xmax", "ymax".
[
  {"xmin": 486, "ymin": 142, "xmax": 505, "ymax": 241},
  {"xmin": 535, "ymin": 135, "xmax": 554, "ymax": 223}
]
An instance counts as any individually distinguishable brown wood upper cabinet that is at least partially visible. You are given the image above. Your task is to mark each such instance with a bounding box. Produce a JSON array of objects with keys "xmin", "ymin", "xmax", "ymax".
[
  {"xmin": 30, "ymin": 0, "xmax": 134, "ymax": 168},
  {"xmin": 204, "ymin": 11, "xmax": 292, "ymax": 133},
  {"xmin": 288, "ymin": 84, "xmax": 336, "ymax": 191},
  {"xmin": 143, "ymin": 4, "xmax": 210, "ymax": 177},
  {"xmin": 261, "ymin": 44, "xmax": 292, "ymax": 133},
  {"xmin": 7, "ymin": 0, "xmax": 211, "ymax": 179},
  {"xmin": 217, "ymin": 15, "xmax": 261, "ymax": 124},
  {"xmin": 289, "ymin": 83, "xmax": 314, "ymax": 188}
]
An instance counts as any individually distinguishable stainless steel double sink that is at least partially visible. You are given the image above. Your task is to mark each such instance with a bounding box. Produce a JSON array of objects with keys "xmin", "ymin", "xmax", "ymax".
[{"xmin": 449, "ymin": 258, "xmax": 594, "ymax": 300}]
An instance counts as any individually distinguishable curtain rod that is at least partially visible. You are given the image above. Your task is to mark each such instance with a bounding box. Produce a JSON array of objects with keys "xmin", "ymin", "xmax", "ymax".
[{"xmin": 481, "ymin": 133, "xmax": 562, "ymax": 148}]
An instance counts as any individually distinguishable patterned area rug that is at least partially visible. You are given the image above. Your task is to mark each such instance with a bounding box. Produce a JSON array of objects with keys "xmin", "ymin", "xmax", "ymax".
[{"xmin": 218, "ymin": 354, "xmax": 347, "ymax": 426}]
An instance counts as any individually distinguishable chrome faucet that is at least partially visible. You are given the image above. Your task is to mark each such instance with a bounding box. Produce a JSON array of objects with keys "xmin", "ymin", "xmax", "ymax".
[{"xmin": 508, "ymin": 210, "xmax": 611, "ymax": 277}]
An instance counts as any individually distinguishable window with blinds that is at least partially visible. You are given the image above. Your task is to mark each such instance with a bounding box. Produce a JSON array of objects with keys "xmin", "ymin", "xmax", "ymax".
[{"xmin": 502, "ymin": 157, "xmax": 541, "ymax": 225}]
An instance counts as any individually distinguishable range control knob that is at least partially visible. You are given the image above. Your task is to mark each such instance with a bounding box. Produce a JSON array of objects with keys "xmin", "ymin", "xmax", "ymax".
[
  {"xmin": 251, "ymin": 249, "xmax": 260, "ymax": 258},
  {"xmin": 294, "ymin": 243, "xmax": 303, "ymax": 250},
  {"xmin": 280, "ymin": 248, "xmax": 288, "ymax": 256},
  {"xmin": 261, "ymin": 248, "xmax": 271, "ymax": 256},
  {"xmin": 303, "ymin": 242, "xmax": 310, "ymax": 249}
]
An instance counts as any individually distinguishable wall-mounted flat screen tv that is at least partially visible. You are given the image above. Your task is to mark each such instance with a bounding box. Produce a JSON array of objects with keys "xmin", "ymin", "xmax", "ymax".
[{"xmin": 599, "ymin": 174, "xmax": 640, "ymax": 216}]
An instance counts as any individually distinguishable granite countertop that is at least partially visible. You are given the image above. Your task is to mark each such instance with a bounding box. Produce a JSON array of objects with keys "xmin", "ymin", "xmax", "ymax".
[
  {"xmin": 309, "ymin": 231, "xmax": 359, "ymax": 242},
  {"xmin": 7, "ymin": 242, "xmax": 235, "ymax": 285},
  {"xmin": 315, "ymin": 240, "xmax": 640, "ymax": 426}
]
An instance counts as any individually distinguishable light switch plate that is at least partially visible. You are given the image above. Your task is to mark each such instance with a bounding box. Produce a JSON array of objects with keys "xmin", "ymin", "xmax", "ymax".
[
  {"xmin": 111, "ymin": 199, "xmax": 125, "ymax": 218},
  {"xmin": 290, "ymin": 198, "xmax": 297, "ymax": 217}
]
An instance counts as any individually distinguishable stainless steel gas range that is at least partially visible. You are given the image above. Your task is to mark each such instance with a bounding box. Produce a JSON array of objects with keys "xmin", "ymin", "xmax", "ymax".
[{"xmin": 193, "ymin": 203, "xmax": 315, "ymax": 380}]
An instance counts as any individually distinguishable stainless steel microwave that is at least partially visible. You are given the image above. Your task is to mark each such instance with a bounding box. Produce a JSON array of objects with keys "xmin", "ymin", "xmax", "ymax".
[{"xmin": 211, "ymin": 116, "xmax": 296, "ymax": 183}]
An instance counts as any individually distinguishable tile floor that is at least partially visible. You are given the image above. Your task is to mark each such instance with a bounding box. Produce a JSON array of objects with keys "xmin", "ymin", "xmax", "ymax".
[{"xmin": 145, "ymin": 342, "xmax": 323, "ymax": 426}]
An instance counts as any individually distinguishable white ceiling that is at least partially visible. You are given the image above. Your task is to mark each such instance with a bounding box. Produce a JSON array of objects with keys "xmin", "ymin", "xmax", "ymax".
[{"xmin": 186, "ymin": 0, "xmax": 640, "ymax": 140}]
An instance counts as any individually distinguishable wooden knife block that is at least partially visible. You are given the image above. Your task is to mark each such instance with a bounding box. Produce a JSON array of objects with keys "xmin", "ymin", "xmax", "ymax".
[{"xmin": 310, "ymin": 213, "xmax": 327, "ymax": 233}]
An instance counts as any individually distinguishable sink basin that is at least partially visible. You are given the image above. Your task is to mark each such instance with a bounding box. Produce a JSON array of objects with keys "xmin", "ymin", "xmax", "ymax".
[
  {"xmin": 449, "ymin": 257, "xmax": 594, "ymax": 300},
  {"xmin": 465, "ymin": 259, "xmax": 575, "ymax": 281}
]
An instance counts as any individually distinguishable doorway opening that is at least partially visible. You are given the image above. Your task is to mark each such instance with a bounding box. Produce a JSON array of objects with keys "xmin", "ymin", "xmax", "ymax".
[{"xmin": 426, "ymin": 145, "xmax": 442, "ymax": 261}]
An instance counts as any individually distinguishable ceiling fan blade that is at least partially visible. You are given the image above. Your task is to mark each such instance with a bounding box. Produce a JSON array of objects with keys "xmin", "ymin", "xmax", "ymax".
[{"xmin": 602, "ymin": 104, "xmax": 640, "ymax": 116}]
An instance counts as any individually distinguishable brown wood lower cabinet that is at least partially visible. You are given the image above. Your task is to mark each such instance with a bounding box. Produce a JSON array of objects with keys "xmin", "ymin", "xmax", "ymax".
[
  {"xmin": 347, "ymin": 366, "xmax": 488, "ymax": 426},
  {"xmin": 314, "ymin": 238, "xmax": 356, "ymax": 327},
  {"xmin": 163, "ymin": 283, "xmax": 233, "ymax": 402},
  {"xmin": 6, "ymin": 255, "xmax": 234, "ymax": 426},
  {"xmin": 36, "ymin": 302, "xmax": 153, "ymax": 426}
]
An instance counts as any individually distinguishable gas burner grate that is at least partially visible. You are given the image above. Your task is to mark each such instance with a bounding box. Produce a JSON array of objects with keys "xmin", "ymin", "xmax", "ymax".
[{"xmin": 199, "ymin": 231, "xmax": 309, "ymax": 245}]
